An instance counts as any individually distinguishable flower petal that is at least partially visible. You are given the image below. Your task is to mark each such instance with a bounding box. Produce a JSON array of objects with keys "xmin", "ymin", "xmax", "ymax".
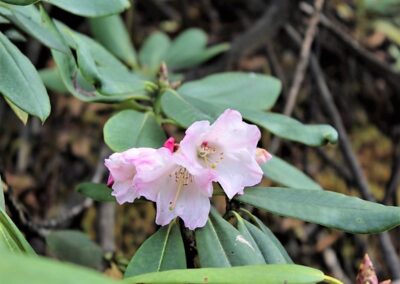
[
  {"xmin": 216, "ymin": 149, "xmax": 263, "ymax": 199},
  {"xmin": 111, "ymin": 180, "xmax": 138, "ymax": 204}
]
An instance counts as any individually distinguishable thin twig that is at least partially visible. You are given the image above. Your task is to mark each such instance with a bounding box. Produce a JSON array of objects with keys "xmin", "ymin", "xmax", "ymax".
[
  {"xmin": 270, "ymin": 0, "xmax": 324, "ymax": 153},
  {"xmin": 300, "ymin": 1, "xmax": 400, "ymax": 91}
]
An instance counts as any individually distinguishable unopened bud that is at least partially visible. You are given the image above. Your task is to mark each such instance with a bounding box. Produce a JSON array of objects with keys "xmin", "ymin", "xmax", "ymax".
[{"xmin": 256, "ymin": 148, "xmax": 272, "ymax": 165}]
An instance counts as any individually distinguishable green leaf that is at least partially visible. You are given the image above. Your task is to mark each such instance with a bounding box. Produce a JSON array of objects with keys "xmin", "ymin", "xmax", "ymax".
[
  {"xmin": 161, "ymin": 90, "xmax": 222, "ymax": 127},
  {"xmin": 0, "ymin": 176, "xmax": 4, "ymax": 211},
  {"xmin": 39, "ymin": 68, "xmax": 68, "ymax": 93},
  {"xmin": 0, "ymin": 31, "xmax": 50, "ymax": 122},
  {"xmin": 4, "ymin": 96, "xmax": 28, "ymax": 124},
  {"xmin": 139, "ymin": 32, "xmax": 170, "ymax": 72},
  {"xmin": 195, "ymin": 208, "xmax": 265, "ymax": 267},
  {"xmin": 0, "ymin": 253, "xmax": 117, "ymax": 284},
  {"xmin": 0, "ymin": 0, "xmax": 39, "ymax": 5},
  {"xmin": 232, "ymin": 211, "xmax": 289, "ymax": 264},
  {"xmin": 164, "ymin": 29, "xmax": 228, "ymax": 70},
  {"xmin": 178, "ymin": 72, "xmax": 281, "ymax": 111},
  {"xmin": 44, "ymin": 0, "xmax": 130, "ymax": 17},
  {"xmin": 125, "ymin": 221, "xmax": 186, "ymax": 278},
  {"xmin": 242, "ymin": 110, "xmax": 338, "ymax": 146},
  {"xmin": 124, "ymin": 264, "xmax": 326, "ymax": 284},
  {"xmin": 89, "ymin": 14, "xmax": 137, "ymax": 67},
  {"xmin": 262, "ymin": 155, "xmax": 322, "ymax": 190},
  {"xmin": 236, "ymin": 187, "xmax": 400, "ymax": 234},
  {"xmin": 2, "ymin": 5, "xmax": 69, "ymax": 52},
  {"xmin": 241, "ymin": 209, "xmax": 293, "ymax": 263},
  {"xmin": 46, "ymin": 230, "xmax": 103, "ymax": 269},
  {"xmin": 76, "ymin": 182, "xmax": 115, "ymax": 202},
  {"xmin": 230, "ymin": 212, "xmax": 267, "ymax": 264},
  {"xmin": 0, "ymin": 207, "xmax": 35, "ymax": 255},
  {"xmin": 104, "ymin": 110, "xmax": 166, "ymax": 152}
]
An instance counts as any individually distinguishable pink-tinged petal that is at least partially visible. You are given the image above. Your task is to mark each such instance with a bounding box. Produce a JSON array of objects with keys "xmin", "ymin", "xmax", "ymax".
[
  {"xmin": 178, "ymin": 120, "xmax": 211, "ymax": 167},
  {"xmin": 179, "ymin": 182, "xmax": 211, "ymax": 230},
  {"xmin": 206, "ymin": 109, "xmax": 261, "ymax": 153},
  {"xmin": 104, "ymin": 152, "xmax": 136, "ymax": 181},
  {"xmin": 154, "ymin": 170, "xmax": 212, "ymax": 230},
  {"xmin": 111, "ymin": 180, "xmax": 139, "ymax": 204},
  {"xmin": 163, "ymin": 137, "xmax": 176, "ymax": 153},
  {"xmin": 216, "ymin": 149, "xmax": 263, "ymax": 199},
  {"xmin": 255, "ymin": 148, "xmax": 272, "ymax": 165}
]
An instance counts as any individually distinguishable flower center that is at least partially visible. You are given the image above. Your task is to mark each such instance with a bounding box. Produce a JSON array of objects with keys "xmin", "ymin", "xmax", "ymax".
[
  {"xmin": 197, "ymin": 141, "xmax": 224, "ymax": 169},
  {"xmin": 169, "ymin": 167, "xmax": 193, "ymax": 211}
]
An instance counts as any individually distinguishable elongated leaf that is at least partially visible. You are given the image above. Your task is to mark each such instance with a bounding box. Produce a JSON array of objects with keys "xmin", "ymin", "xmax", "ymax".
[
  {"xmin": 2, "ymin": 5, "xmax": 68, "ymax": 52},
  {"xmin": 0, "ymin": 176, "xmax": 4, "ymax": 212},
  {"xmin": 125, "ymin": 221, "xmax": 186, "ymax": 278},
  {"xmin": 4, "ymin": 96, "xmax": 28, "ymax": 124},
  {"xmin": 139, "ymin": 32, "xmax": 170, "ymax": 72},
  {"xmin": 46, "ymin": 230, "xmax": 103, "ymax": 269},
  {"xmin": 241, "ymin": 209, "xmax": 292, "ymax": 263},
  {"xmin": 124, "ymin": 264, "xmax": 326, "ymax": 284},
  {"xmin": 178, "ymin": 72, "xmax": 281, "ymax": 111},
  {"xmin": 160, "ymin": 90, "xmax": 221, "ymax": 127},
  {"xmin": 262, "ymin": 155, "xmax": 322, "ymax": 190},
  {"xmin": 0, "ymin": 31, "xmax": 50, "ymax": 122},
  {"xmin": 104, "ymin": 110, "xmax": 166, "ymax": 152},
  {"xmin": 76, "ymin": 182, "xmax": 115, "ymax": 202},
  {"xmin": 195, "ymin": 208, "xmax": 265, "ymax": 267},
  {"xmin": 39, "ymin": 68, "xmax": 68, "ymax": 93},
  {"xmin": 236, "ymin": 187, "xmax": 400, "ymax": 233},
  {"xmin": 230, "ymin": 212, "xmax": 267, "ymax": 264},
  {"xmin": 89, "ymin": 14, "xmax": 137, "ymax": 67},
  {"xmin": 44, "ymin": 0, "xmax": 130, "ymax": 17},
  {"xmin": 0, "ymin": 208, "xmax": 35, "ymax": 255},
  {"xmin": 0, "ymin": 253, "xmax": 117, "ymax": 284},
  {"xmin": 242, "ymin": 110, "xmax": 338, "ymax": 146},
  {"xmin": 0, "ymin": 0, "xmax": 38, "ymax": 5},
  {"xmin": 232, "ymin": 211, "xmax": 288, "ymax": 264}
]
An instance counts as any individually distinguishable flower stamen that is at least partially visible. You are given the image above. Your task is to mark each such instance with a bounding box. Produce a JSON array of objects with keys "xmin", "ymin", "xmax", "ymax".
[{"xmin": 169, "ymin": 167, "xmax": 193, "ymax": 211}]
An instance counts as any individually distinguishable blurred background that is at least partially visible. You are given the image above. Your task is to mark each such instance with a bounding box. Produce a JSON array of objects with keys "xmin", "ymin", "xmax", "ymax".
[{"xmin": 0, "ymin": 0, "xmax": 399, "ymax": 282}]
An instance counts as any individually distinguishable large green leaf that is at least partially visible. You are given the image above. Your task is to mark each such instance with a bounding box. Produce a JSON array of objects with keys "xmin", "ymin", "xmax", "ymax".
[
  {"xmin": 178, "ymin": 72, "xmax": 281, "ymax": 111},
  {"xmin": 0, "ymin": 0, "xmax": 38, "ymax": 5},
  {"xmin": 236, "ymin": 187, "xmax": 400, "ymax": 233},
  {"xmin": 161, "ymin": 90, "xmax": 222, "ymax": 127},
  {"xmin": 76, "ymin": 182, "xmax": 115, "ymax": 202},
  {"xmin": 0, "ymin": 253, "xmax": 117, "ymax": 284},
  {"xmin": 44, "ymin": 0, "xmax": 130, "ymax": 17},
  {"xmin": 125, "ymin": 221, "xmax": 186, "ymax": 278},
  {"xmin": 241, "ymin": 209, "xmax": 292, "ymax": 263},
  {"xmin": 46, "ymin": 230, "xmax": 103, "ymax": 269},
  {"xmin": 195, "ymin": 208, "xmax": 265, "ymax": 267},
  {"xmin": 232, "ymin": 211, "xmax": 289, "ymax": 264},
  {"xmin": 1, "ymin": 5, "xmax": 68, "ymax": 52},
  {"xmin": 262, "ymin": 155, "xmax": 322, "ymax": 190},
  {"xmin": 89, "ymin": 14, "xmax": 137, "ymax": 67},
  {"xmin": 0, "ymin": 31, "xmax": 50, "ymax": 122},
  {"xmin": 104, "ymin": 110, "xmax": 166, "ymax": 152},
  {"xmin": 124, "ymin": 264, "xmax": 326, "ymax": 284},
  {"xmin": 165, "ymin": 29, "xmax": 228, "ymax": 70},
  {"xmin": 242, "ymin": 110, "xmax": 338, "ymax": 146},
  {"xmin": 139, "ymin": 32, "xmax": 171, "ymax": 72},
  {"xmin": 0, "ymin": 207, "xmax": 35, "ymax": 255}
]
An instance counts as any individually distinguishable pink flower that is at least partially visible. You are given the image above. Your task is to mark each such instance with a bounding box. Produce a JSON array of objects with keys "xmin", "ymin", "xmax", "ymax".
[
  {"xmin": 135, "ymin": 147, "xmax": 215, "ymax": 230},
  {"xmin": 104, "ymin": 148, "xmax": 157, "ymax": 204},
  {"xmin": 178, "ymin": 109, "xmax": 265, "ymax": 199}
]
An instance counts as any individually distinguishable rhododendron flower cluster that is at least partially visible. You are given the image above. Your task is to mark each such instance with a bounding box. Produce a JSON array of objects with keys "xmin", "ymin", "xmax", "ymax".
[{"xmin": 104, "ymin": 109, "xmax": 271, "ymax": 230}]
